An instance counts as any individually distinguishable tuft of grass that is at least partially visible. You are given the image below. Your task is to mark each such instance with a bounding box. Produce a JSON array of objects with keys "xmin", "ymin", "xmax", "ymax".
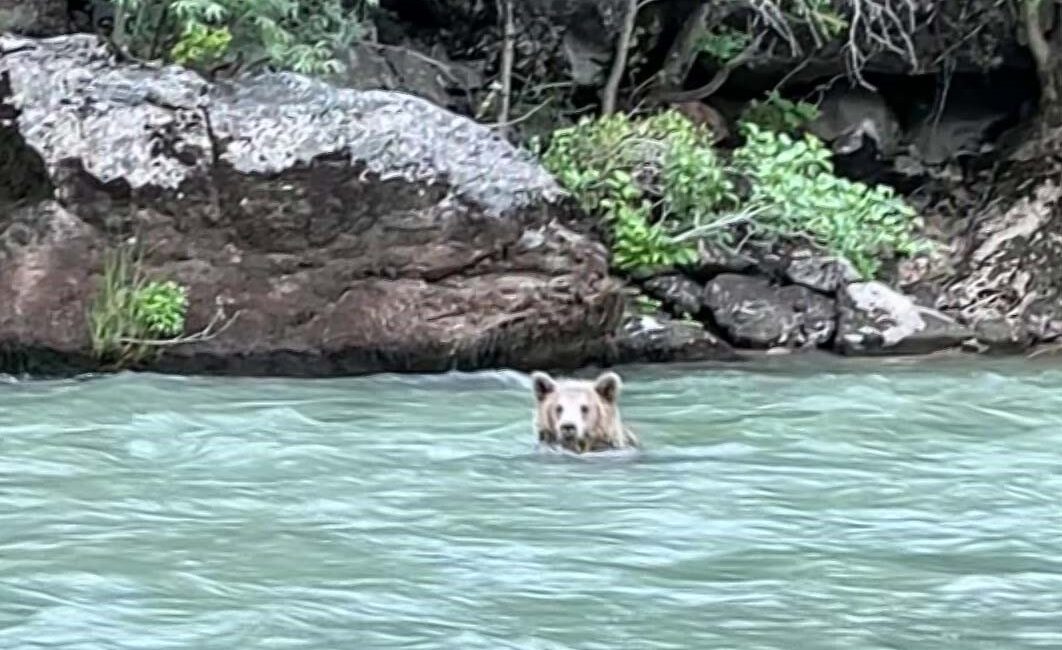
[{"xmin": 89, "ymin": 243, "xmax": 189, "ymax": 369}]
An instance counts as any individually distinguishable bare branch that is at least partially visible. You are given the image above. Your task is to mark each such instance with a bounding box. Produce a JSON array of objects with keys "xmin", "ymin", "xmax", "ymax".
[
  {"xmin": 118, "ymin": 307, "xmax": 242, "ymax": 348},
  {"xmin": 1024, "ymin": 0, "xmax": 1058, "ymax": 106},
  {"xmin": 652, "ymin": 32, "xmax": 764, "ymax": 104},
  {"xmin": 496, "ymin": 0, "xmax": 516, "ymax": 134},
  {"xmin": 654, "ymin": 3, "xmax": 713, "ymax": 94},
  {"xmin": 602, "ymin": 0, "xmax": 642, "ymax": 115},
  {"xmin": 487, "ymin": 97, "xmax": 552, "ymax": 129}
]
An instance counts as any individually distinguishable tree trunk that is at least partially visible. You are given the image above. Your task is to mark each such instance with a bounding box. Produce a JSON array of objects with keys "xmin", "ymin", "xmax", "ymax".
[
  {"xmin": 1024, "ymin": 0, "xmax": 1062, "ymax": 126},
  {"xmin": 654, "ymin": 3, "xmax": 712, "ymax": 94},
  {"xmin": 602, "ymin": 0, "xmax": 640, "ymax": 115},
  {"xmin": 496, "ymin": 0, "xmax": 515, "ymax": 134}
]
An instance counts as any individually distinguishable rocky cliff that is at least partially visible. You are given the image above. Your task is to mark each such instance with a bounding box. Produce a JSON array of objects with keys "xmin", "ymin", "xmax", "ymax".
[{"xmin": 0, "ymin": 34, "xmax": 734, "ymax": 376}]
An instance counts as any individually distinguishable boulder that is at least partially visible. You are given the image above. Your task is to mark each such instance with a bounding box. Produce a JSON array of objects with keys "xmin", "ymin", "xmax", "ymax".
[
  {"xmin": 0, "ymin": 0, "xmax": 69, "ymax": 37},
  {"xmin": 703, "ymin": 274, "xmax": 836, "ymax": 349},
  {"xmin": 783, "ymin": 249, "xmax": 861, "ymax": 294},
  {"xmin": 837, "ymin": 282, "xmax": 974, "ymax": 355},
  {"xmin": 0, "ymin": 34, "xmax": 623, "ymax": 376},
  {"xmin": 640, "ymin": 274, "xmax": 703, "ymax": 317},
  {"xmin": 936, "ymin": 171, "xmax": 1062, "ymax": 347},
  {"xmin": 600, "ymin": 312, "xmax": 740, "ymax": 364},
  {"xmin": 688, "ymin": 241, "xmax": 758, "ymax": 279}
]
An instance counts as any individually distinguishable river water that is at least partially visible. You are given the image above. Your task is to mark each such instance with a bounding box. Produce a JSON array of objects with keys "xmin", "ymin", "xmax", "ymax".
[{"xmin": 2, "ymin": 357, "xmax": 1061, "ymax": 649}]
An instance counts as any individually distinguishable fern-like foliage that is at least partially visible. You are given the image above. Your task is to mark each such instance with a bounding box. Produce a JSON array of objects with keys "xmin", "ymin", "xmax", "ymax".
[{"xmin": 108, "ymin": 0, "xmax": 377, "ymax": 74}]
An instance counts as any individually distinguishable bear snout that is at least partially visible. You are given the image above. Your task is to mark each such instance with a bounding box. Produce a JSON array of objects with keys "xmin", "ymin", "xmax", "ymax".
[{"xmin": 559, "ymin": 422, "xmax": 579, "ymax": 439}]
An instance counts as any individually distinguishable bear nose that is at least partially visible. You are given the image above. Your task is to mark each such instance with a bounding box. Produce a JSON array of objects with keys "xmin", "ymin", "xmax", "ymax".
[{"xmin": 559, "ymin": 423, "xmax": 577, "ymax": 437}]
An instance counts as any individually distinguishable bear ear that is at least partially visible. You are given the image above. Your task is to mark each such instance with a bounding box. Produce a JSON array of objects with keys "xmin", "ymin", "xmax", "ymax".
[
  {"xmin": 531, "ymin": 371, "xmax": 556, "ymax": 401},
  {"xmin": 594, "ymin": 371, "xmax": 622, "ymax": 403}
]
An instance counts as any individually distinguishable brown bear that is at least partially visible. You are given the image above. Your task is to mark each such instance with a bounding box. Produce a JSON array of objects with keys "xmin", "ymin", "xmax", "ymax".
[{"xmin": 530, "ymin": 370, "xmax": 640, "ymax": 453}]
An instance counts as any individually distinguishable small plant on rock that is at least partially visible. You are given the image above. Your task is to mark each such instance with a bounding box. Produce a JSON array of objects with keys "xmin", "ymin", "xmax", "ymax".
[
  {"xmin": 89, "ymin": 244, "xmax": 185, "ymax": 367},
  {"xmin": 133, "ymin": 280, "xmax": 188, "ymax": 337},
  {"xmin": 89, "ymin": 241, "xmax": 235, "ymax": 369}
]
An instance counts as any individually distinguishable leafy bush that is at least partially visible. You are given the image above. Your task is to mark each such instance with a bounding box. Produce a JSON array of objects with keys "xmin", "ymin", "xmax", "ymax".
[
  {"xmin": 542, "ymin": 110, "xmax": 734, "ymax": 272},
  {"xmin": 740, "ymin": 91, "xmax": 821, "ymax": 134},
  {"xmin": 795, "ymin": 0, "xmax": 848, "ymax": 39},
  {"xmin": 540, "ymin": 110, "xmax": 926, "ymax": 279},
  {"xmin": 696, "ymin": 27, "xmax": 752, "ymax": 62},
  {"xmin": 133, "ymin": 280, "xmax": 189, "ymax": 337},
  {"xmin": 169, "ymin": 23, "xmax": 232, "ymax": 66},
  {"xmin": 733, "ymin": 122, "xmax": 927, "ymax": 277},
  {"xmin": 89, "ymin": 245, "xmax": 190, "ymax": 368},
  {"xmin": 108, "ymin": 0, "xmax": 376, "ymax": 74}
]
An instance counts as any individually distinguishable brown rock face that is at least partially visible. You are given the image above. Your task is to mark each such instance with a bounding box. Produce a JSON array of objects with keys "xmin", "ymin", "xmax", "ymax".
[{"xmin": 0, "ymin": 34, "xmax": 623, "ymax": 376}]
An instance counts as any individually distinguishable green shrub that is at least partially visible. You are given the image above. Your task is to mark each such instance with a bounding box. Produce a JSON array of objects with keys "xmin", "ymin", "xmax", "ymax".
[
  {"xmin": 795, "ymin": 0, "xmax": 848, "ymax": 39},
  {"xmin": 733, "ymin": 122, "xmax": 927, "ymax": 277},
  {"xmin": 133, "ymin": 280, "xmax": 188, "ymax": 337},
  {"xmin": 89, "ymin": 245, "xmax": 190, "ymax": 368},
  {"xmin": 170, "ymin": 23, "xmax": 232, "ymax": 66},
  {"xmin": 540, "ymin": 110, "xmax": 926, "ymax": 279},
  {"xmin": 696, "ymin": 27, "xmax": 751, "ymax": 62},
  {"xmin": 542, "ymin": 110, "xmax": 734, "ymax": 272},
  {"xmin": 109, "ymin": 0, "xmax": 376, "ymax": 74},
  {"xmin": 740, "ymin": 91, "xmax": 821, "ymax": 134}
]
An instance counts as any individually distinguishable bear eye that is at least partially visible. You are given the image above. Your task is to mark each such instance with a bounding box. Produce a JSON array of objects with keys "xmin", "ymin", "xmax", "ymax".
[
  {"xmin": 555, "ymin": 405, "xmax": 563, "ymax": 416},
  {"xmin": 580, "ymin": 405, "xmax": 589, "ymax": 415}
]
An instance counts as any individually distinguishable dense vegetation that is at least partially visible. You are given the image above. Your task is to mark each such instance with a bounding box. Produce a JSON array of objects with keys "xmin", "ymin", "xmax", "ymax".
[
  {"xmin": 541, "ymin": 105, "xmax": 925, "ymax": 278},
  {"xmin": 63, "ymin": 0, "xmax": 1062, "ymax": 359},
  {"xmin": 107, "ymin": 0, "xmax": 377, "ymax": 74}
]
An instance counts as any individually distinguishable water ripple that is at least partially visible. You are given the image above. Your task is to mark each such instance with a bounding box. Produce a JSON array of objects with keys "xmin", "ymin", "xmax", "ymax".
[{"xmin": 2, "ymin": 358, "xmax": 1062, "ymax": 648}]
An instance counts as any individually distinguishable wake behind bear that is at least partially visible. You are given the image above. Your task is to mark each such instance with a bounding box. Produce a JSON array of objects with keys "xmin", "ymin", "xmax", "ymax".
[{"xmin": 530, "ymin": 371, "xmax": 640, "ymax": 454}]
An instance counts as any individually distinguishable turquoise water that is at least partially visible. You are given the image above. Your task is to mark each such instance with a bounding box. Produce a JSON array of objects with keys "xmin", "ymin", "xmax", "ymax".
[{"xmin": 2, "ymin": 357, "xmax": 1062, "ymax": 649}]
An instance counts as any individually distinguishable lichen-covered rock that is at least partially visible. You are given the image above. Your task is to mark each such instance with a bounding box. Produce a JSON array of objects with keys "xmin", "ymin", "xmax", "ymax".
[
  {"xmin": 703, "ymin": 274, "xmax": 836, "ymax": 349},
  {"xmin": 934, "ymin": 164, "xmax": 1062, "ymax": 347},
  {"xmin": 690, "ymin": 241, "xmax": 758, "ymax": 279},
  {"xmin": 0, "ymin": 34, "xmax": 623, "ymax": 376},
  {"xmin": 837, "ymin": 282, "xmax": 973, "ymax": 355},
  {"xmin": 600, "ymin": 313, "xmax": 739, "ymax": 364},
  {"xmin": 784, "ymin": 250, "xmax": 861, "ymax": 294},
  {"xmin": 640, "ymin": 274, "xmax": 704, "ymax": 316}
]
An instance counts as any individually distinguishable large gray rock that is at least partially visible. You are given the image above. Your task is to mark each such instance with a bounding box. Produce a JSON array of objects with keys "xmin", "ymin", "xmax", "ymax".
[
  {"xmin": 600, "ymin": 312, "xmax": 739, "ymax": 364},
  {"xmin": 0, "ymin": 34, "xmax": 623, "ymax": 376},
  {"xmin": 784, "ymin": 250, "xmax": 861, "ymax": 294},
  {"xmin": 837, "ymin": 282, "xmax": 974, "ymax": 355},
  {"xmin": 703, "ymin": 274, "xmax": 836, "ymax": 349},
  {"xmin": 640, "ymin": 274, "xmax": 703, "ymax": 317},
  {"xmin": 691, "ymin": 241, "xmax": 758, "ymax": 278}
]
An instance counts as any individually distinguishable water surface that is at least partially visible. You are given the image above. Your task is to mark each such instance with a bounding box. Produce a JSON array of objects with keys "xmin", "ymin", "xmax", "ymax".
[{"xmin": 2, "ymin": 357, "xmax": 1062, "ymax": 649}]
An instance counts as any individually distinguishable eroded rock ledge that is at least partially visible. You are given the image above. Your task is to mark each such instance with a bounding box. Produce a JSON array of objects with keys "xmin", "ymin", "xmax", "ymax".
[{"xmin": 0, "ymin": 33, "xmax": 695, "ymax": 376}]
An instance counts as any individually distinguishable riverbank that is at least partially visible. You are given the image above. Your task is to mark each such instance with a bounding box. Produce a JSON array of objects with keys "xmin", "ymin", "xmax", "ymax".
[{"xmin": 1, "ymin": 24, "xmax": 1061, "ymax": 378}]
